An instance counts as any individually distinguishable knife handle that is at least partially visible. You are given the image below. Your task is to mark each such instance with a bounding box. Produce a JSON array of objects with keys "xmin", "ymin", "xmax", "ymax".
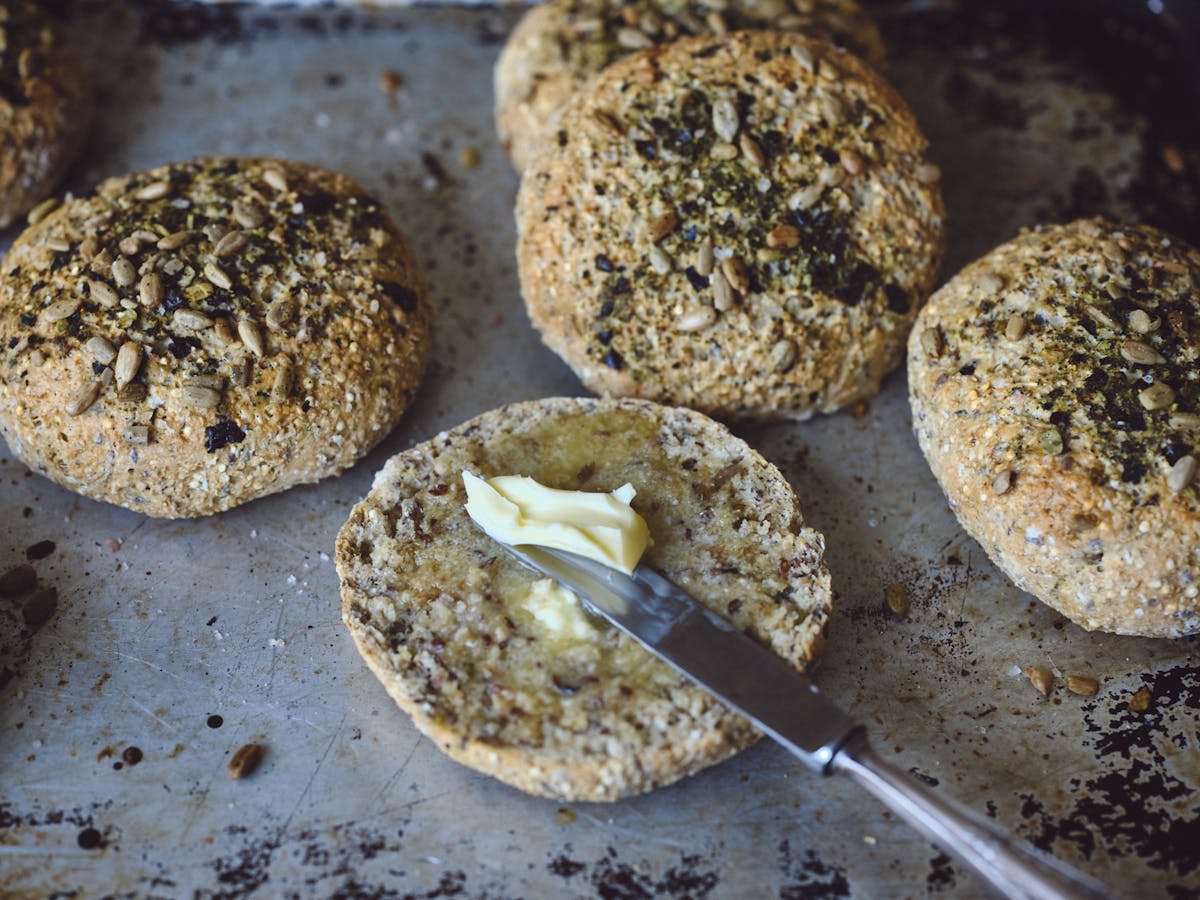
[{"xmin": 829, "ymin": 731, "xmax": 1112, "ymax": 900}]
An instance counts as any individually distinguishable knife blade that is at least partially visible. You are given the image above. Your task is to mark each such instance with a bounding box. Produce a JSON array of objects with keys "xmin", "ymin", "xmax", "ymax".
[{"xmin": 498, "ymin": 541, "xmax": 1112, "ymax": 900}]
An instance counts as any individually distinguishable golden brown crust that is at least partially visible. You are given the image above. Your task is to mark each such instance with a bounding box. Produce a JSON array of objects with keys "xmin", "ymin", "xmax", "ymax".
[
  {"xmin": 517, "ymin": 31, "xmax": 944, "ymax": 422},
  {"xmin": 0, "ymin": 2, "xmax": 90, "ymax": 228},
  {"xmin": 0, "ymin": 156, "xmax": 431, "ymax": 518},
  {"xmin": 495, "ymin": 0, "xmax": 887, "ymax": 172},
  {"xmin": 908, "ymin": 218, "xmax": 1200, "ymax": 637},
  {"xmin": 336, "ymin": 396, "xmax": 832, "ymax": 800}
]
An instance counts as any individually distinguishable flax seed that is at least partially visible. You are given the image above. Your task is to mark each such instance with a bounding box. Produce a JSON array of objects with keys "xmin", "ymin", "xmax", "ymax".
[{"xmin": 710, "ymin": 142, "xmax": 738, "ymax": 161}]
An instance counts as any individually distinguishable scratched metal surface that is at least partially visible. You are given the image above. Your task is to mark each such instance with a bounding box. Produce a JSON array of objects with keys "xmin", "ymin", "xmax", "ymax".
[{"xmin": 2, "ymin": 2, "xmax": 1199, "ymax": 897}]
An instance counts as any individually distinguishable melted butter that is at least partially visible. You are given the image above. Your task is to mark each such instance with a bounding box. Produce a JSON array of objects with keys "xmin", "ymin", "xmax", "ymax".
[{"xmin": 462, "ymin": 472, "xmax": 650, "ymax": 574}]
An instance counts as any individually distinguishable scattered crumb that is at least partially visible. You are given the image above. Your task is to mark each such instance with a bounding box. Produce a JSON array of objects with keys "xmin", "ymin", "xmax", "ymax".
[
  {"xmin": 458, "ymin": 146, "xmax": 481, "ymax": 169},
  {"xmin": 268, "ymin": 638, "xmax": 285, "ymax": 648},
  {"xmin": 378, "ymin": 68, "xmax": 404, "ymax": 96},
  {"xmin": 227, "ymin": 743, "xmax": 266, "ymax": 779},
  {"xmin": 1128, "ymin": 686, "xmax": 1151, "ymax": 712},
  {"xmin": 106, "ymin": 539, "xmax": 121, "ymax": 552},
  {"xmin": 1065, "ymin": 675, "xmax": 1099, "ymax": 697},
  {"xmin": 1161, "ymin": 144, "xmax": 1185, "ymax": 174},
  {"xmin": 884, "ymin": 582, "xmax": 910, "ymax": 618}
]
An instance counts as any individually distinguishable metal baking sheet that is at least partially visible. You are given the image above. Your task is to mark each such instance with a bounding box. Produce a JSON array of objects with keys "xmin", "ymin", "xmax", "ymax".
[{"xmin": 3, "ymin": 2, "xmax": 1199, "ymax": 896}]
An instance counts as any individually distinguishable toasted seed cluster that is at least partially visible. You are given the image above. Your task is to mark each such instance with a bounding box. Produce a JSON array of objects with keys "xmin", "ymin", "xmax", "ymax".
[
  {"xmin": 336, "ymin": 396, "xmax": 832, "ymax": 801},
  {"xmin": 517, "ymin": 32, "xmax": 945, "ymax": 421},
  {"xmin": 909, "ymin": 218, "xmax": 1200, "ymax": 637},
  {"xmin": 0, "ymin": 157, "xmax": 431, "ymax": 517},
  {"xmin": 495, "ymin": 0, "xmax": 887, "ymax": 172},
  {"xmin": 0, "ymin": 2, "xmax": 90, "ymax": 228}
]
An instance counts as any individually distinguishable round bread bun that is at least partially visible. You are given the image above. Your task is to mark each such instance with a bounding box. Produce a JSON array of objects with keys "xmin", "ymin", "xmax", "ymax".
[
  {"xmin": 0, "ymin": 157, "xmax": 431, "ymax": 518},
  {"xmin": 0, "ymin": 1, "xmax": 90, "ymax": 228},
  {"xmin": 336, "ymin": 396, "xmax": 832, "ymax": 800},
  {"xmin": 495, "ymin": 0, "xmax": 886, "ymax": 172},
  {"xmin": 516, "ymin": 31, "xmax": 945, "ymax": 422},
  {"xmin": 908, "ymin": 218, "xmax": 1200, "ymax": 638}
]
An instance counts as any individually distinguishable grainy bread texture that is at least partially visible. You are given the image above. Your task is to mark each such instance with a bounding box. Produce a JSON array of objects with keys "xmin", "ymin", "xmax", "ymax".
[
  {"xmin": 336, "ymin": 396, "xmax": 832, "ymax": 800},
  {"xmin": 517, "ymin": 31, "xmax": 945, "ymax": 422},
  {"xmin": 0, "ymin": 1, "xmax": 89, "ymax": 228},
  {"xmin": 495, "ymin": 0, "xmax": 886, "ymax": 172},
  {"xmin": 0, "ymin": 157, "xmax": 431, "ymax": 518},
  {"xmin": 908, "ymin": 218, "xmax": 1200, "ymax": 638}
]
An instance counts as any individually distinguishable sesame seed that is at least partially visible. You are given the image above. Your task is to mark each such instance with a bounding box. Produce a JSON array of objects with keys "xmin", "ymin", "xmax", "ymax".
[
  {"xmin": 114, "ymin": 341, "xmax": 143, "ymax": 389},
  {"xmin": 1167, "ymin": 455, "xmax": 1196, "ymax": 493},
  {"xmin": 65, "ymin": 382, "xmax": 101, "ymax": 416}
]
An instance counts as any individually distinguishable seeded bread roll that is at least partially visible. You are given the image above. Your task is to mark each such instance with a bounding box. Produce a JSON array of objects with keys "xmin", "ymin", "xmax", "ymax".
[
  {"xmin": 336, "ymin": 396, "xmax": 832, "ymax": 800},
  {"xmin": 494, "ymin": 0, "xmax": 886, "ymax": 172},
  {"xmin": 516, "ymin": 31, "xmax": 945, "ymax": 422},
  {"xmin": 0, "ymin": 1, "xmax": 89, "ymax": 228},
  {"xmin": 908, "ymin": 218, "xmax": 1200, "ymax": 638},
  {"xmin": 0, "ymin": 157, "xmax": 431, "ymax": 518}
]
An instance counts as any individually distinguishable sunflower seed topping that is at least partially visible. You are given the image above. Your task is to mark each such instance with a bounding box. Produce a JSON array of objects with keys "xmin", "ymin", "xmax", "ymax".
[
  {"xmin": 1169, "ymin": 412, "xmax": 1200, "ymax": 430},
  {"xmin": 992, "ymin": 469, "xmax": 1013, "ymax": 495},
  {"xmin": 790, "ymin": 43, "xmax": 815, "ymax": 73},
  {"xmin": 139, "ymin": 272, "xmax": 163, "ymax": 308},
  {"xmin": 266, "ymin": 298, "xmax": 296, "ymax": 330},
  {"xmin": 766, "ymin": 224, "xmax": 802, "ymax": 250},
  {"xmin": 157, "ymin": 230, "xmax": 194, "ymax": 251},
  {"xmin": 182, "ymin": 384, "xmax": 222, "ymax": 409},
  {"xmin": 720, "ymin": 256, "xmax": 750, "ymax": 294},
  {"xmin": 616, "ymin": 26, "xmax": 652, "ymax": 49},
  {"xmin": 271, "ymin": 358, "xmax": 294, "ymax": 402},
  {"xmin": 1167, "ymin": 455, "xmax": 1197, "ymax": 493},
  {"xmin": 111, "ymin": 257, "xmax": 137, "ymax": 287},
  {"xmin": 712, "ymin": 97, "xmax": 738, "ymax": 143},
  {"xmin": 238, "ymin": 319, "xmax": 265, "ymax": 356},
  {"xmin": 769, "ymin": 339, "xmax": 798, "ymax": 373},
  {"xmin": 788, "ymin": 183, "xmax": 823, "ymax": 210},
  {"xmin": 711, "ymin": 269, "xmax": 735, "ymax": 311},
  {"xmin": 85, "ymin": 336, "xmax": 118, "ymax": 364},
  {"xmin": 1128, "ymin": 308, "xmax": 1159, "ymax": 334},
  {"xmin": 41, "ymin": 298, "xmax": 80, "ymax": 323},
  {"xmin": 203, "ymin": 262, "xmax": 232, "ymax": 290},
  {"xmin": 1120, "ymin": 340, "xmax": 1167, "ymax": 365},
  {"xmin": 696, "ymin": 236, "xmax": 714, "ymax": 276},
  {"xmin": 920, "ymin": 326, "xmax": 944, "ymax": 357},
  {"xmin": 232, "ymin": 198, "xmax": 266, "ymax": 229},
  {"xmin": 65, "ymin": 381, "xmax": 101, "ymax": 416},
  {"xmin": 648, "ymin": 246, "xmax": 673, "ymax": 275},
  {"xmin": 739, "ymin": 133, "xmax": 765, "ymax": 168},
  {"xmin": 214, "ymin": 230, "xmax": 249, "ymax": 258},
  {"xmin": 839, "ymin": 148, "xmax": 864, "ymax": 176},
  {"xmin": 1138, "ymin": 381, "xmax": 1176, "ymax": 411},
  {"xmin": 123, "ymin": 425, "xmax": 150, "ymax": 445},
  {"xmin": 114, "ymin": 341, "xmax": 143, "ymax": 389},
  {"xmin": 213, "ymin": 317, "xmax": 237, "ymax": 344},
  {"xmin": 173, "ymin": 307, "xmax": 213, "ymax": 330},
  {"xmin": 1005, "ymin": 314, "xmax": 1027, "ymax": 341},
  {"xmin": 647, "ymin": 210, "xmax": 677, "ymax": 243},
  {"xmin": 27, "ymin": 197, "xmax": 60, "ymax": 224},
  {"xmin": 135, "ymin": 180, "xmax": 170, "ymax": 201},
  {"xmin": 676, "ymin": 304, "xmax": 717, "ymax": 332},
  {"xmin": 263, "ymin": 168, "xmax": 288, "ymax": 193}
]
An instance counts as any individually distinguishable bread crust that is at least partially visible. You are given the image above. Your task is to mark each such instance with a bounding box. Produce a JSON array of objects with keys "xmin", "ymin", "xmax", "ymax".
[
  {"xmin": 908, "ymin": 218, "xmax": 1200, "ymax": 637},
  {"xmin": 495, "ymin": 0, "xmax": 886, "ymax": 172},
  {"xmin": 0, "ymin": 156, "xmax": 431, "ymax": 517},
  {"xmin": 0, "ymin": 1, "xmax": 90, "ymax": 228},
  {"xmin": 336, "ymin": 396, "xmax": 832, "ymax": 800},
  {"xmin": 516, "ymin": 31, "xmax": 944, "ymax": 422}
]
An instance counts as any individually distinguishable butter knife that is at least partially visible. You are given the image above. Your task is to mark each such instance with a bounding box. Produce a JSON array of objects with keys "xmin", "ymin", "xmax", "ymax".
[{"xmin": 501, "ymin": 542, "xmax": 1111, "ymax": 900}]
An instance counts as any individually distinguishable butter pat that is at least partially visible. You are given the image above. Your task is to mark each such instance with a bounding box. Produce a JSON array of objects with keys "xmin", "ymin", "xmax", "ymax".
[
  {"xmin": 462, "ymin": 472, "xmax": 650, "ymax": 574},
  {"xmin": 523, "ymin": 578, "xmax": 596, "ymax": 640}
]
